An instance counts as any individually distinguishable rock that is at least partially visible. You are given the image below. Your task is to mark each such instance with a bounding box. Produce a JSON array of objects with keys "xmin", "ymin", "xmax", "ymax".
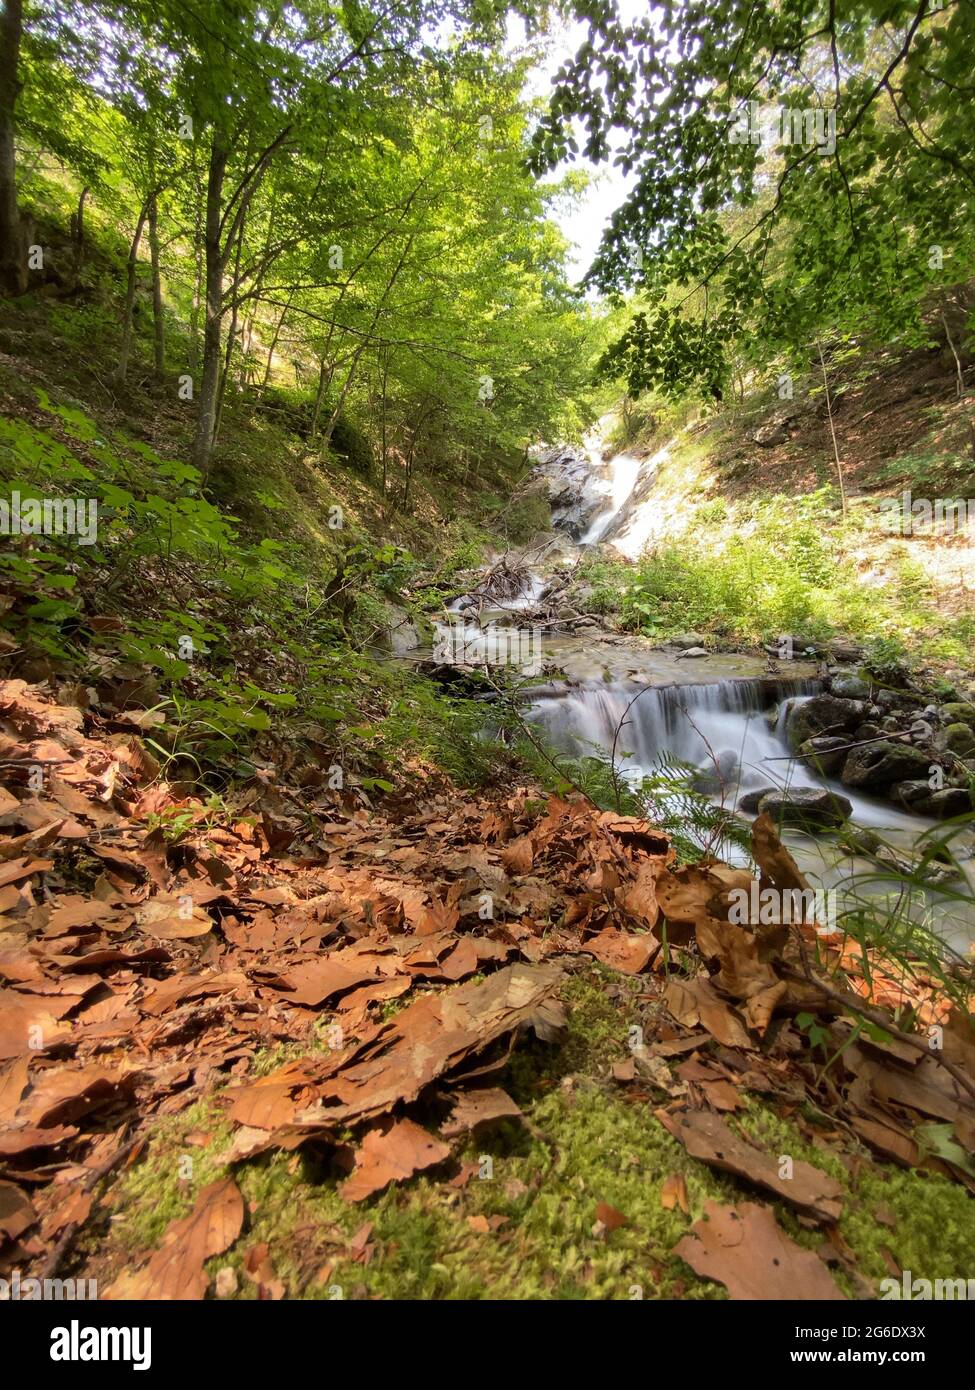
[
  {"xmin": 841, "ymin": 740, "xmax": 931, "ymax": 790},
  {"xmin": 874, "ymin": 687, "xmax": 920, "ymax": 712},
  {"xmin": 676, "ymin": 646, "xmax": 708, "ymax": 659},
  {"xmin": 891, "ymin": 781, "xmax": 972, "ymax": 818},
  {"xmin": 940, "ymin": 701, "xmax": 975, "ymax": 729},
  {"xmin": 786, "ymin": 694, "xmax": 865, "ymax": 750},
  {"xmin": 736, "ymin": 787, "xmax": 777, "ymax": 814},
  {"xmin": 757, "ymin": 788, "xmax": 853, "ymax": 829},
  {"xmin": 942, "ymin": 722, "xmax": 975, "ymax": 757},
  {"xmin": 854, "ymin": 723, "xmax": 883, "ymax": 742},
  {"xmin": 920, "ymin": 788, "xmax": 973, "ymax": 818},
  {"xmin": 673, "ymin": 632, "xmax": 706, "ymax": 649},
  {"xmin": 692, "ymin": 750, "xmax": 739, "ymax": 794},
  {"xmin": 890, "ymin": 779, "xmax": 933, "ymax": 808},
  {"xmin": 751, "ymin": 411, "xmax": 796, "ymax": 447},
  {"xmin": 796, "ymin": 735, "xmax": 849, "ymax": 775},
  {"xmin": 829, "ymin": 670, "xmax": 872, "ymax": 700}
]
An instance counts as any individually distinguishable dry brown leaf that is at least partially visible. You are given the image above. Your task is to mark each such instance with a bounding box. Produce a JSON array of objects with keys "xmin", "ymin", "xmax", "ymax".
[
  {"xmin": 105, "ymin": 1177, "xmax": 244, "ymax": 1300},
  {"xmin": 340, "ymin": 1118, "xmax": 450, "ymax": 1202},
  {"xmin": 667, "ymin": 1110, "xmax": 843, "ymax": 1223},
  {"xmin": 674, "ymin": 1200, "xmax": 845, "ymax": 1300},
  {"xmin": 660, "ymin": 1172, "xmax": 690, "ymax": 1214}
]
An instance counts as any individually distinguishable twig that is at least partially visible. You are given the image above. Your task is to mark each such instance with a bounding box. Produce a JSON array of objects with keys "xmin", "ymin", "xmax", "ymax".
[
  {"xmin": 781, "ymin": 963, "xmax": 975, "ymax": 1106},
  {"xmin": 36, "ymin": 1131, "xmax": 143, "ymax": 1280}
]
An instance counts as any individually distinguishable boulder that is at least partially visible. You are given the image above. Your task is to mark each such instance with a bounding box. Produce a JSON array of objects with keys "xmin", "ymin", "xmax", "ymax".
[
  {"xmin": 737, "ymin": 787, "xmax": 777, "ymax": 814},
  {"xmin": 673, "ymin": 632, "xmax": 707, "ymax": 649},
  {"xmin": 786, "ymin": 694, "xmax": 865, "ymax": 750},
  {"xmin": 921, "ymin": 787, "xmax": 973, "ymax": 818},
  {"xmin": 942, "ymin": 722, "xmax": 975, "ymax": 757},
  {"xmin": 891, "ymin": 781, "xmax": 972, "ymax": 818},
  {"xmin": 854, "ymin": 723, "xmax": 883, "ymax": 742},
  {"xmin": 890, "ymin": 779, "xmax": 933, "ymax": 808},
  {"xmin": 940, "ymin": 701, "xmax": 975, "ymax": 730},
  {"xmin": 757, "ymin": 788, "xmax": 853, "ymax": 829},
  {"xmin": 796, "ymin": 735, "xmax": 849, "ymax": 776},
  {"xmin": 841, "ymin": 740, "xmax": 931, "ymax": 790},
  {"xmin": 830, "ymin": 670, "xmax": 872, "ymax": 700}
]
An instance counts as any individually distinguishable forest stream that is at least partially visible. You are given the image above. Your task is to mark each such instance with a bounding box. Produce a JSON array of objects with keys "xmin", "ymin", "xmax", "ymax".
[{"xmin": 414, "ymin": 438, "xmax": 975, "ymax": 956}]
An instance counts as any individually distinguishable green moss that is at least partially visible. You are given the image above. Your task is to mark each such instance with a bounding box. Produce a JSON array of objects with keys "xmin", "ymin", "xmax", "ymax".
[{"xmin": 94, "ymin": 963, "xmax": 975, "ymax": 1300}]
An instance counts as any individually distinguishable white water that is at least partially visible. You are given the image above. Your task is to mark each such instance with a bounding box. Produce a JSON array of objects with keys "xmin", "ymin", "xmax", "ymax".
[
  {"xmin": 528, "ymin": 680, "xmax": 928, "ymax": 830},
  {"xmin": 580, "ymin": 450, "xmax": 643, "ymax": 544}
]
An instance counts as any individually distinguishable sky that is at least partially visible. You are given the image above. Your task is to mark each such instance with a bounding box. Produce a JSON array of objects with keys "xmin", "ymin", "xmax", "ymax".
[{"xmin": 511, "ymin": 4, "xmax": 645, "ymax": 283}]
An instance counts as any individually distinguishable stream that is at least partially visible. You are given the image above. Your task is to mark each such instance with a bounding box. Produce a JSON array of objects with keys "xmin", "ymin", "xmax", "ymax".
[{"xmin": 420, "ymin": 437, "xmax": 975, "ymax": 954}]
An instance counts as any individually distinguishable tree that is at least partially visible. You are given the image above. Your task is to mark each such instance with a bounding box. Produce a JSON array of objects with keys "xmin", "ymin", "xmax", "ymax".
[
  {"xmin": 533, "ymin": 0, "xmax": 975, "ymax": 399},
  {"xmin": 0, "ymin": 0, "xmax": 26, "ymax": 294}
]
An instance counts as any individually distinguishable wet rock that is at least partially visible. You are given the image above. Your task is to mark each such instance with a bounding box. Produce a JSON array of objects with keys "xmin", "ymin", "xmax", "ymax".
[
  {"xmin": 942, "ymin": 722, "xmax": 975, "ymax": 757},
  {"xmin": 676, "ymin": 646, "xmax": 708, "ymax": 659},
  {"xmin": 830, "ymin": 670, "xmax": 872, "ymax": 700},
  {"xmin": 841, "ymin": 740, "xmax": 930, "ymax": 790},
  {"xmin": 796, "ymin": 735, "xmax": 849, "ymax": 775},
  {"xmin": 757, "ymin": 788, "xmax": 853, "ymax": 829},
  {"xmin": 891, "ymin": 782, "xmax": 972, "ymax": 818},
  {"xmin": 890, "ymin": 779, "xmax": 933, "ymax": 808},
  {"xmin": 786, "ymin": 694, "xmax": 865, "ymax": 749},
  {"xmin": 736, "ymin": 787, "xmax": 777, "ymax": 814}
]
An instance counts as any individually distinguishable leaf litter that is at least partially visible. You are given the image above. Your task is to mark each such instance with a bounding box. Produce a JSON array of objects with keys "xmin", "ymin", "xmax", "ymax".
[{"xmin": 0, "ymin": 679, "xmax": 973, "ymax": 1298}]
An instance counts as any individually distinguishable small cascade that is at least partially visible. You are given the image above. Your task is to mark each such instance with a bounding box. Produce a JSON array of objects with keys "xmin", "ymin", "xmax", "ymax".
[
  {"xmin": 580, "ymin": 452, "xmax": 643, "ymax": 544},
  {"xmin": 528, "ymin": 676, "xmax": 822, "ymax": 799}
]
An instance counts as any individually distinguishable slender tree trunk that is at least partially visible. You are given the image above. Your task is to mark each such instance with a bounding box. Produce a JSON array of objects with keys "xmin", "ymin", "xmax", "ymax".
[
  {"xmin": 114, "ymin": 193, "xmax": 152, "ymax": 383},
  {"xmin": 148, "ymin": 190, "xmax": 164, "ymax": 376},
  {"xmin": 189, "ymin": 168, "xmax": 204, "ymax": 376},
  {"xmin": 816, "ymin": 339, "xmax": 847, "ymax": 519},
  {"xmin": 191, "ymin": 137, "xmax": 228, "ymax": 473},
  {"xmin": 379, "ymin": 348, "xmax": 389, "ymax": 498},
  {"xmin": 0, "ymin": 0, "xmax": 26, "ymax": 296},
  {"xmin": 310, "ymin": 355, "xmax": 333, "ymax": 438},
  {"xmin": 71, "ymin": 185, "xmax": 89, "ymax": 285},
  {"xmin": 257, "ymin": 288, "xmax": 293, "ymax": 398},
  {"xmin": 322, "ymin": 234, "xmax": 414, "ymax": 450},
  {"xmin": 214, "ymin": 219, "xmax": 244, "ymax": 442}
]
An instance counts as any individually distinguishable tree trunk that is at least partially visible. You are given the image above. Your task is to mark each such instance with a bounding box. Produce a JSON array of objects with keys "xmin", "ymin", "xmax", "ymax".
[
  {"xmin": 0, "ymin": 0, "xmax": 26, "ymax": 296},
  {"xmin": 113, "ymin": 193, "xmax": 151, "ymax": 383},
  {"xmin": 214, "ymin": 218, "xmax": 244, "ymax": 442},
  {"xmin": 148, "ymin": 190, "xmax": 164, "ymax": 376},
  {"xmin": 70, "ymin": 185, "xmax": 89, "ymax": 285},
  {"xmin": 191, "ymin": 137, "xmax": 228, "ymax": 473},
  {"xmin": 257, "ymin": 289, "xmax": 293, "ymax": 398},
  {"xmin": 189, "ymin": 168, "xmax": 204, "ymax": 376}
]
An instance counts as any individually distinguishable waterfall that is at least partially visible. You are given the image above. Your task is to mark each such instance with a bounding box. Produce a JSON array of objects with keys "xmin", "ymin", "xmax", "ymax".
[{"xmin": 528, "ymin": 677, "xmax": 822, "ymax": 796}]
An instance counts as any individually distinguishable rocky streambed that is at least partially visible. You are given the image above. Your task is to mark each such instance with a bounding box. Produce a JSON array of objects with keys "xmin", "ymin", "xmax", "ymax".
[{"xmin": 399, "ymin": 438, "xmax": 975, "ymax": 949}]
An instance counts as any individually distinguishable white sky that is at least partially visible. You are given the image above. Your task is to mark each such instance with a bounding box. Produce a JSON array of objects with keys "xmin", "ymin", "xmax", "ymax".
[{"xmin": 511, "ymin": 4, "xmax": 645, "ymax": 283}]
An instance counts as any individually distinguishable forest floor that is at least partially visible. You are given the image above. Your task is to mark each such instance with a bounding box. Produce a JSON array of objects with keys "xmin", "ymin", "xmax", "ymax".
[{"xmin": 1, "ymin": 301, "xmax": 975, "ymax": 1302}]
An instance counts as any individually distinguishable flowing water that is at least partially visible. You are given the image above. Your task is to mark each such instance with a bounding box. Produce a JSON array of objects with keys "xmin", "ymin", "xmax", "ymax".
[{"xmin": 419, "ymin": 440, "xmax": 975, "ymax": 951}]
